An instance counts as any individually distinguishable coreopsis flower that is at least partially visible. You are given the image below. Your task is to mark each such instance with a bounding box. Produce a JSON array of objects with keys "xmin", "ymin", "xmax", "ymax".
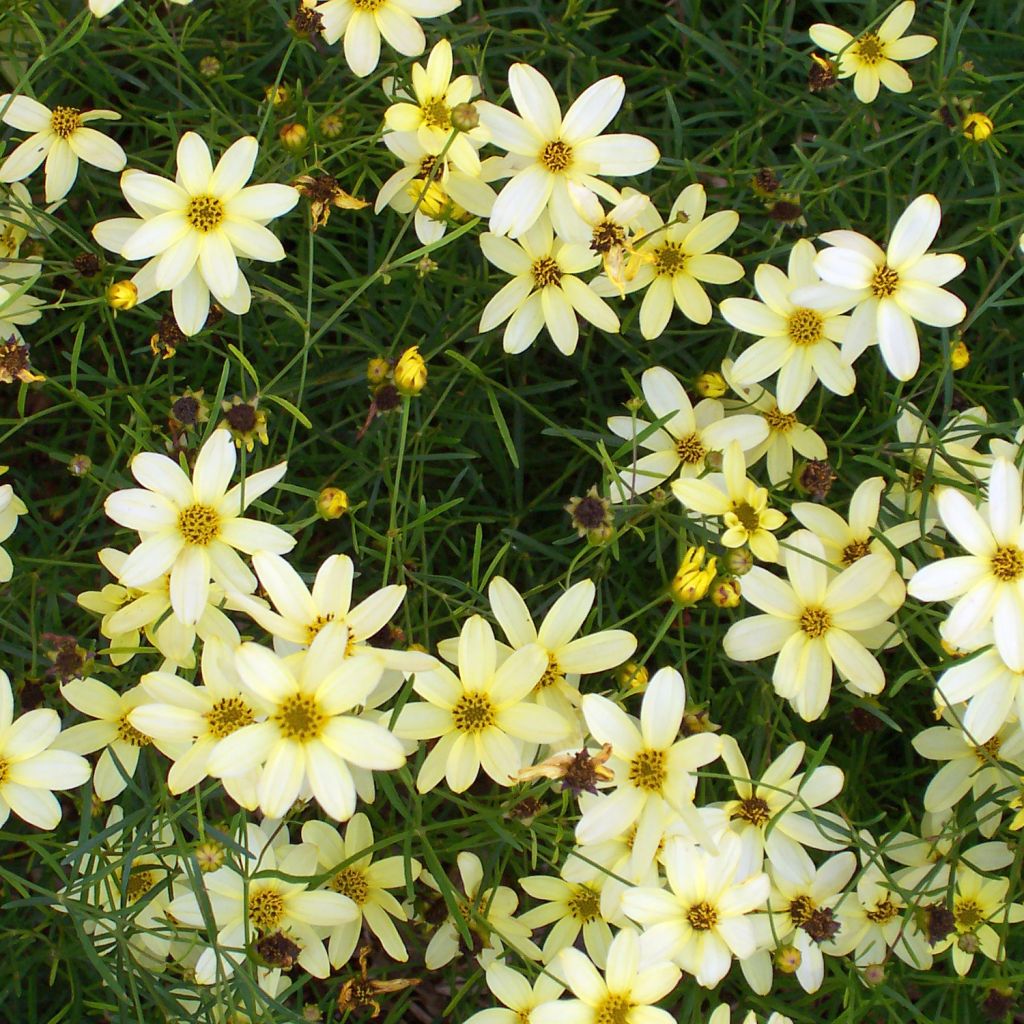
[
  {"xmin": 127, "ymin": 638, "xmax": 264, "ymax": 809},
  {"xmin": 89, "ymin": 0, "xmax": 192, "ymax": 16},
  {"xmin": 205, "ymin": 625, "xmax": 404, "ymax": 820},
  {"xmin": 532, "ymin": 927, "xmax": 680, "ymax": 1024},
  {"xmin": 0, "ymin": 94, "xmax": 126, "ymax": 202},
  {"xmin": 103, "ymin": 429, "xmax": 293, "ymax": 627},
  {"xmin": 166, "ymin": 821, "xmax": 358, "ymax": 982},
  {"xmin": 908, "ymin": 458, "xmax": 1024, "ymax": 670},
  {"xmin": 720, "ymin": 238, "xmax": 856, "ymax": 412},
  {"xmin": 0, "ymin": 262, "xmax": 44, "ymax": 343},
  {"xmin": 568, "ymin": 183, "xmax": 650, "ymax": 291},
  {"xmin": 671, "ymin": 441, "xmax": 787, "ymax": 562},
  {"xmin": 912, "ymin": 719, "xmax": 1024, "ymax": 837},
  {"xmin": 607, "ymin": 365, "xmax": 767, "ymax": 501},
  {"xmin": 314, "ymin": 0, "xmax": 460, "ymax": 79},
  {"xmin": 576, "ymin": 667, "xmax": 723, "ymax": 862},
  {"xmin": 76, "ymin": 547, "xmax": 241, "ymax": 668},
  {"xmin": 606, "ymin": 184, "xmax": 743, "ymax": 338},
  {"xmin": 896, "ymin": 403, "xmax": 993, "ymax": 491},
  {"xmin": 621, "ymin": 834, "xmax": 770, "ymax": 988},
  {"xmin": 809, "ymin": 2, "xmax": 937, "ymax": 104},
  {"xmin": 519, "ymin": 866, "xmax": 613, "ymax": 967},
  {"xmin": 723, "ymin": 530, "xmax": 897, "ymax": 721},
  {"xmin": 421, "ymin": 851, "xmax": 541, "ymax": 968},
  {"xmin": 0, "ymin": 481, "xmax": 27, "ymax": 583},
  {"xmin": 302, "ymin": 815, "xmax": 422, "ymax": 966},
  {"xmin": 790, "ymin": 476, "xmax": 917, "ymax": 608},
  {"xmin": 719, "ymin": 737, "xmax": 848, "ymax": 872},
  {"xmin": 383, "ymin": 39, "xmax": 486, "ymax": 175},
  {"xmin": 479, "ymin": 214, "xmax": 618, "ymax": 356},
  {"xmin": 465, "ymin": 962, "xmax": 564, "ymax": 1024},
  {"xmin": 709, "ymin": 1008, "xmax": 794, "ymax": 1024},
  {"xmin": 476, "ymin": 65, "xmax": 659, "ymax": 241},
  {"xmin": 92, "ymin": 133, "xmax": 298, "ymax": 336},
  {"xmin": 54, "ymin": 678, "xmax": 182, "ymax": 801},
  {"xmin": 797, "ymin": 194, "xmax": 965, "ymax": 381},
  {"xmin": 719, "ymin": 363, "xmax": 828, "ymax": 486},
  {"xmin": 0, "ymin": 668, "xmax": 90, "ymax": 829},
  {"xmin": 394, "ymin": 615, "xmax": 569, "ymax": 793}
]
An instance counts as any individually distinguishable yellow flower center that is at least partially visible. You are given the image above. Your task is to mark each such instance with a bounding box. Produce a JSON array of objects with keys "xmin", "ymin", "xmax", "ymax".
[
  {"xmin": 799, "ymin": 606, "xmax": 832, "ymax": 638},
  {"xmin": 125, "ymin": 869, "xmax": 157, "ymax": 904},
  {"xmin": 330, "ymin": 867, "xmax": 369, "ymax": 905},
  {"xmin": 788, "ymin": 893, "xmax": 816, "ymax": 926},
  {"xmin": 954, "ymin": 897, "xmax": 985, "ymax": 932},
  {"xmin": 306, "ymin": 613, "xmax": 335, "ymax": 643},
  {"xmin": 0, "ymin": 757, "xmax": 8, "ymax": 786},
  {"xmin": 870, "ymin": 265, "xmax": 900, "ymax": 298},
  {"xmin": 764, "ymin": 406, "xmax": 796, "ymax": 433},
  {"xmin": 274, "ymin": 693, "xmax": 325, "ymax": 741},
  {"xmin": 116, "ymin": 713, "xmax": 151, "ymax": 747},
  {"xmin": 536, "ymin": 655, "xmax": 564, "ymax": 691},
  {"xmin": 787, "ymin": 308, "xmax": 824, "ymax": 346},
  {"xmin": 854, "ymin": 32, "xmax": 884, "ymax": 66},
  {"xmin": 452, "ymin": 692, "xmax": 496, "ymax": 734},
  {"xmin": 591, "ymin": 220, "xmax": 626, "ymax": 255},
  {"xmin": 865, "ymin": 897, "xmax": 899, "ymax": 924},
  {"xmin": 731, "ymin": 795, "xmax": 772, "ymax": 827},
  {"xmin": 49, "ymin": 106, "xmax": 81, "ymax": 139},
  {"xmin": 567, "ymin": 885, "xmax": 602, "ymax": 922},
  {"xmin": 177, "ymin": 503, "xmax": 221, "ymax": 545},
  {"xmin": 532, "ymin": 256, "xmax": 562, "ymax": 288},
  {"xmin": 351, "ymin": 0, "xmax": 385, "ymax": 10},
  {"xmin": 539, "ymin": 140, "xmax": 574, "ymax": 173},
  {"xmin": 730, "ymin": 500, "xmax": 762, "ymax": 533},
  {"xmin": 652, "ymin": 241, "xmax": 687, "ymax": 277},
  {"xmin": 595, "ymin": 994, "xmax": 633, "ymax": 1024},
  {"xmin": 185, "ymin": 195, "xmax": 225, "ymax": 234},
  {"xmin": 675, "ymin": 432, "xmax": 707, "ymax": 465},
  {"xmin": 627, "ymin": 748, "xmax": 666, "ymax": 792},
  {"xmin": 686, "ymin": 899, "xmax": 719, "ymax": 931},
  {"xmin": 205, "ymin": 697, "xmax": 256, "ymax": 739},
  {"xmin": 248, "ymin": 886, "xmax": 285, "ymax": 932},
  {"xmin": 841, "ymin": 538, "xmax": 872, "ymax": 565},
  {"xmin": 974, "ymin": 735, "xmax": 1002, "ymax": 762},
  {"xmin": 991, "ymin": 545, "xmax": 1024, "ymax": 582},
  {"xmin": 421, "ymin": 97, "xmax": 451, "ymax": 129}
]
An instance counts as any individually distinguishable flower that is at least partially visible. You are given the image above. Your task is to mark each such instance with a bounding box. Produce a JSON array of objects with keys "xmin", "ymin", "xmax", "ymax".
[
  {"xmin": 604, "ymin": 183, "xmax": 743, "ymax": 338},
  {"xmin": 607, "ymin": 366, "xmax": 767, "ymax": 501},
  {"xmin": 477, "ymin": 65, "xmax": 659, "ymax": 240},
  {"xmin": 479, "ymin": 214, "xmax": 618, "ymax": 356},
  {"xmin": 721, "ymin": 238, "xmax": 856, "ymax": 412},
  {"xmin": 394, "ymin": 615, "xmax": 569, "ymax": 793},
  {"xmin": 809, "ymin": 2, "xmax": 937, "ymax": 104},
  {"xmin": 0, "ymin": 94, "xmax": 126, "ymax": 202},
  {"xmin": 302, "ymin": 815, "xmax": 422, "ymax": 966},
  {"xmin": 206, "ymin": 625, "xmax": 405, "ymax": 820},
  {"xmin": 394, "ymin": 345, "xmax": 427, "ymax": 395},
  {"xmin": 531, "ymin": 926, "xmax": 680, "ymax": 1024},
  {"xmin": 0, "ymin": 481, "xmax": 27, "ymax": 583},
  {"xmin": 89, "ymin": 0, "xmax": 193, "ymax": 17},
  {"xmin": 671, "ymin": 441, "xmax": 787, "ymax": 562},
  {"xmin": 723, "ymin": 530, "xmax": 898, "ymax": 720},
  {"xmin": 314, "ymin": 0, "xmax": 461, "ymax": 78},
  {"xmin": 0, "ymin": 668, "xmax": 90, "ymax": 829},
  {"xmin": 908, "ymin": 458, "xmax": 1024, "ymax": 672},
  {"xmin": 103, "ymin": 429, "xmax": 293, "ymax": 626},
  {"xmin": 796, "ymin": 194, "xmax": 966, "ymax": 381},
  {"xmin": 620, "ymin": 834, "xmax": 770, "ymax": 988},
  {"xmin": 465, "ymin": 962, "xmax": 564, "ymax": 1024},
  {"xmin": 0, "ymin": 262, "xmax": 44, "ymax": 344},
  {"xmin": 92, "ymin": 132, "xmax": 298, "ymax": 336},
  {"xmin": 567, "ymin": 183, "xmax": 650, "ymax": 291}
]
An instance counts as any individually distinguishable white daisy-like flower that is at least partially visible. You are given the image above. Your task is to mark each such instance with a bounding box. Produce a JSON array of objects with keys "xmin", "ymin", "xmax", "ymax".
[
  {"xmin": 908, "ymin": 457, "xmax": 1024, "ymax": 672},
  {"xmin": 0, "ymin": 481, "xmax": 28, "ymax": 583},
  {"xmin": 809, "ymin": 2, "xmax": 937, "ymax": 105},
  {"xmin": 477, "ymin": 64, "xmax": 659, "ymax": 240},
  {"xmin": 795, "ymin": 194, "xmax": 966, "ymax": 381},
  {"xmin": 103, "ymin": 429, "xmax": 292, "ymax": 627},
  {"xmin": 206, "ymin": 624, "xmax": 404, "ymax": 820},
  {"xmin": 479, "ymin": 213, "xmax": 618, "ymax": 356},
  {"xmin": 723, "ymin": 530, "xmax": 898, "ymax": 721},
  {"xmin": 89, "ymin": 0, "xmax": 193, "ymax": 17},
  {"xmin": 721, "ymin": 238, "xmax": 856, "ymax": 412},
  {"xmin": 607, "ymin": 365, "xmax": 768, "ymax": 501},
  {"xmin": 0, "ymin": 262, "xmax": 44, "ymax": 344},
  {"xmin": 465, "ymin": 961, "xmax": 564, "ymax": 1024},
  {"xmin": 0, "ymin": 94, "xmax": 126, "ymax": 202},
  {"xmin": 314, "ymin": 0, "xmax": 461, "ymax": 79},
  {"xmin": 519, "ymin": 865, "xmax": 613, "ymax": 967},
  {"xmin": 92, "ymin": 132, "xmax": 298, "ymax": 336},
  {"xmin": 0, "ymin": 668, "xmax": 90, "ymax": 829}
]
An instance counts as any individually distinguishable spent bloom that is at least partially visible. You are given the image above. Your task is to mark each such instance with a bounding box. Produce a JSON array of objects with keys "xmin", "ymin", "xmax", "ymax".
[
  {"xmin": 810, "ymin": 2, "xmax": 937, "ymax": 104},
  {"xmin": 0, "ymin": 94, "xmax": 126, "ymax": 202}
]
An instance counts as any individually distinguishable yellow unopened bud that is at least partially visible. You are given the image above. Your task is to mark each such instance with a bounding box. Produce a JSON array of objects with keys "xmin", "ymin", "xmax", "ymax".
[
  {"xmin": 711, "ymin": 578, "xmax": 741, "ymax": 608},
  {"xmin": 671, "ymin": 547, "xmax": 717, "ymax": 605},
  {"xmin": 394, "ymin": 346, "xmax": 427, "ymax": 396},
  {"xmin": 265, "ymin": 84, "xmax": 291, "ymax": 107},
  {"xmin": 320, "ymin": 112, "xmax": 344, "ymax": 138},
  {"xmin": 724, "ymin": 547, "xmax": 754, "ymax": 576},
  {"xmin": 696, "ymin": 371, "xmax": 726, "ymax": 398},
  {"xmin": 616, "ymin": 662, "xmax": 649, "ymax": 690},
  {"xmin": 367, "ymin": 357, "xmax": 391, "ymax": 385},
  {"xmin": 106, "ymin": 279, "xmax": 138, "ymax": 310},
  {"xmin": 279, "ymin": 122, "xmax": 308, "ymax": 152},
  {"xmin": 317, "ymin": 487, "xmax": 349, "ymax": 520},
  {"xmin": 776, "ymin": 946, "xmax": 802, "ymax": 974},
  {"xmin": 962, "ymin": 111, "xmax": 994, "ymax": 142},
  {"xmin": 950, "ymin": 340, "xmax": 970, "ymax": 370}
]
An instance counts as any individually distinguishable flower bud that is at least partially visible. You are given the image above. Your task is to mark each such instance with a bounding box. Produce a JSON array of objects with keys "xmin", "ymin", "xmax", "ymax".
[
  {"xmin": 671, "ymin": 546, "xmax": 717, "ymax": 605},
  {"xmin": 962, "ymin": 111, "xmax": 994, "ymax": 142},
  {"xmin": 616, "ymin": 662, "xmax": 649, "ymax": 690},
  {"xmin": 67, "ymin": 454, "xmax": 92, "ymax": 478},
  {"xmin": 451, "ymin": 102, "xmax": 479, "ymax": 131},
  {"xmin": 950, "ymin": 340, "xmax": 970, "ymax": 370},
  {"xmin": 775, "ymin": 945, "xmax": 801, "ymax": 974},
  {"xmin": 367, "ymin": 357, "xmax": 391, "ymax": 386},
  {"xmin": 198, "ymin": 56, "xmax": 221, "ymax": 78},
  {"xmin": 279, "ymin": 122, "xmax": 308, "ymax": 153},
  {"xmin": 723, "ymin": 547, "xmax": 754, "ymax": 577},
  {"xmin": 319, "ymin": 112, "xmax": 344, "ymax": 139},
  {"xmin": 711, "ymin": 578, "xmax": 741, "ymax": 608},
  {"xmin": 394, "ymin": 346, "xmax": 427, "ymax": 396},
  {"xmin": 265, "ymin": 84, "xmax": 291, "ymax": 107},
  {"xmin": 317, "ymin": 487, "xmax": 349, "ymax": 520},
  {"xmin": 106, "ymin": 279, "xmax": 138, "ymax": 310},
  {"xmin": 695, "ymin": 370, "xmax": 726, "ymax": 398}
]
